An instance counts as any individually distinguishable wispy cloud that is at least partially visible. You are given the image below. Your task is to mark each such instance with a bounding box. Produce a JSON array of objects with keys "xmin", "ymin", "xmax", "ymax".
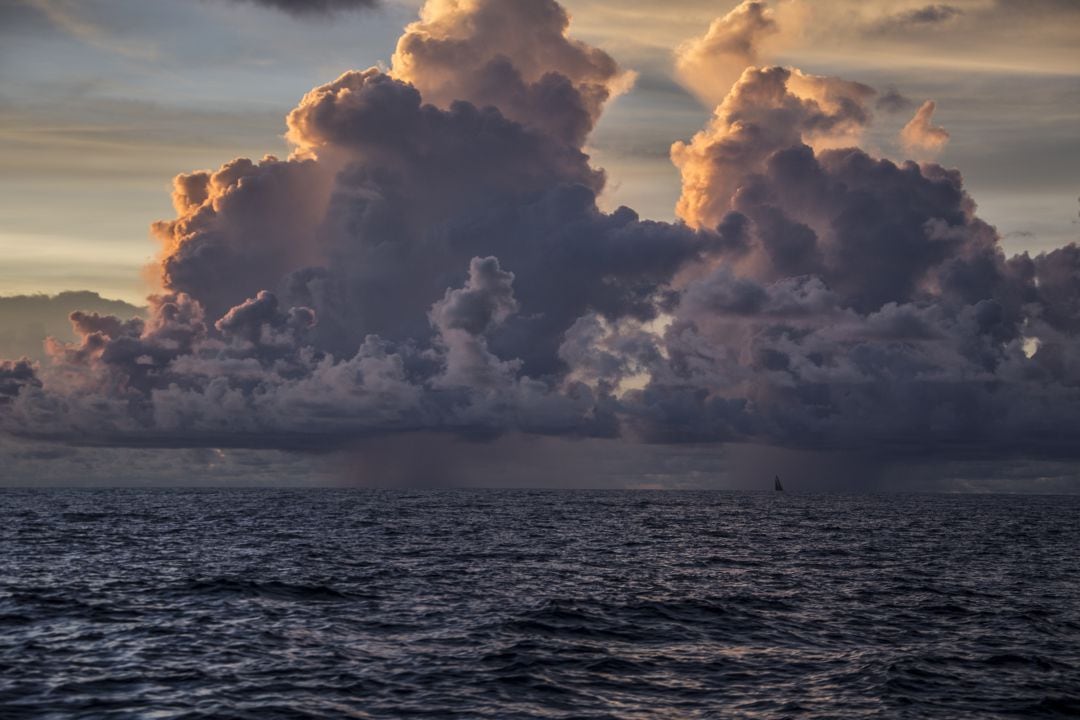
[
  {"xmin": 22, "ymin": 0, "xmax": 159, "ymax": 60},
  {"xmin": 869, "ymin": 4, "xmax": 964, "ymax": 34},
  {"xmin": 219, "ymin": 0, "xmax": 380, "ymax": 17}
]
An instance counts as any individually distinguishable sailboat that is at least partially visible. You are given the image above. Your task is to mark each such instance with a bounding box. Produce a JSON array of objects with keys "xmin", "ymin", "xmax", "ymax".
[{"xmin": 774, "ymin": 474, "xmax": 784, "ymax": 492}]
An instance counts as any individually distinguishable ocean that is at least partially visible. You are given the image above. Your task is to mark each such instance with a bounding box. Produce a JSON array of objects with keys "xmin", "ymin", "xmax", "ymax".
[{"xmin": 1, "ymin": 489, "xmax": 1078, "ymax": 718}]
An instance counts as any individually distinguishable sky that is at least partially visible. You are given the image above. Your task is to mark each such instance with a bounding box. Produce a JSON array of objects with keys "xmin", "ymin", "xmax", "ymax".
[{"xmin": 0, "ymin": 0, "xmax": 1078, "ymax": 489}]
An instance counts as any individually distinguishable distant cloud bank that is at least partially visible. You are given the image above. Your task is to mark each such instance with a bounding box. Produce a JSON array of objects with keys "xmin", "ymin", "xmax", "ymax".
[{"xmin": 0, "ymin": 292, "xmax": 143, "ymax": 363}]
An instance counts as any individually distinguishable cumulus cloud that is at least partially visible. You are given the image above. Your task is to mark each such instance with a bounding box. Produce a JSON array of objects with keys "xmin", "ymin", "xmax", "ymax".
[
  {"xmin": 671, "ymin": 65, "xmax": 876, "ymax": 229},
  {"xmin": 3, "ymin": 0, "xmax": 1080, "ymax": 475},
  {"xmin": 0, "ymin": 292, "xmax": 143, "ymax": 363},
  {"xmin": 150, "ymin": 156, "xmax": 335, "ymax": 325},
  {"xmin": 0, "ymin": 359, "xmax": 40, "ymax": 403},
  {"xmin": 901, "ymin": 99, "xmax": 950, "ymax": 157},
  {"xmin": 674, "ymin": 0, "xmax": 779, "ymax": 107},
  {"xmin": 429, "ymin": 256, "xmax": 522, "ymax": 389},
  {"xmin": 390, "ymin": 0, "xmax": 633, "ymax": 146}
]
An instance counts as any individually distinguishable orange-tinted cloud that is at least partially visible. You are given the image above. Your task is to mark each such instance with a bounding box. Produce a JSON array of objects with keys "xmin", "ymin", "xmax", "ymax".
[
  {"xmin": 674, "ymin": 0, "xmax": 779, "ymax": 107},
  {"xmin": 390, "ymin": 0, "xmax": 633, "ymax": 146},
  {"xmin": 900, "ymin": 100, "xmax": 950, "ymax": 158},
  {"xmin": 671, "ymin": 66, "xmax": 875, "ymax": 229}
]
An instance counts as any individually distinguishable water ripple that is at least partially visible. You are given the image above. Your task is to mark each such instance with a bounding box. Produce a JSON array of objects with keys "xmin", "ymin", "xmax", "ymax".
[{"xmin": 0, "ymin": 489, "xmax": 1078, "ymax": 718}]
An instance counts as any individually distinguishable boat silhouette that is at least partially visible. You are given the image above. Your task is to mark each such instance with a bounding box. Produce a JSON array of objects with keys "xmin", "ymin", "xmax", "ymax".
[{"xmin": 774, "ymin": 475, "xmax": 784, "ymax": 492}]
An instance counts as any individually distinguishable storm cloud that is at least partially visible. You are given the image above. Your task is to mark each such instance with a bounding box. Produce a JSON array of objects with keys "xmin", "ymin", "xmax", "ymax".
[{"xmin": 3, "ymin": 0, "xmax": 1080, "ymax": 472}]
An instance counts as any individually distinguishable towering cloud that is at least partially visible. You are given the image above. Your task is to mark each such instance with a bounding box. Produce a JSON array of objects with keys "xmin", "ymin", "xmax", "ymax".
[
  {"xmin": 901, "ymin": 100, "xmax": 951, "ymax": 157},
  {"xmin": 151, "ymin": 157, "xmax": 334, "ymax": 325},
  {"xmin": 671, "ymin": 66, "xmax": 876, "ymax": 229},
  {"xmin": 674, "ymin": 0, "xmax": 779, "ymax": 107},
  {"xmin": 3, "ymin": 0, "xmax": 1080, "ymax": 474},
  {"xmin": 0, "ymin": 359, "xmax": 39, "ymax": 404},
  {"xmin": 390, "ymin": 0, "xmax": 632, "ymax": 146},
  {"xmin": 875, "ymin": 87, "xmax": 914, "ymax": 114}
]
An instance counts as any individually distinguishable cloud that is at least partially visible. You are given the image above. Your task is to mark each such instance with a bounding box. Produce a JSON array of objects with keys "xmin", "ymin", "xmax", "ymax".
[
  {"xmin": 157, "ymin": 52, "xmax": 705, "ymax": 375},
  {"xmin": 0, "ymin": 359, "xmax": 40, "ymax": 403},
  {"xmin": 3, "ymin": 0, "xmax": 1080, "ymax": 480},
  {"xmin": 150, "ymin": 156, "xmax": 335, "ymax": 327},
  {"xmin": 674, "ymin": 0, "xmax": 780, "ymax": 107},
  {"xmin": 16, "ymin": 0, "xmax": 159, "ymax": 59},
  {"xmin": 221, "ymin": 0, "xmax": 379, "ymax": 16},
  {"xmin": 876, "ymin": 86, "xmax": 914, "ymax": 114},
  {"xmin": 0, "ymin": 292, "xmax": 143, "ymax": 363},
  {"xmin": 871, "ymin": 4, "xmax": 964, "ymax": 34},
  {"xmin": 671, "ymin": 65, "xmax": 876, "ymax": 229},
  {"xmin": 390, "ymin": 0, "xmax": 633, "ymax": 146},
  {"xmin": 901, "ymin": 99, "xmax": 950, "ymax": 157},
  {"xmin": 429, "ymin": 256, "xmax": 522, "ymax": 389}
]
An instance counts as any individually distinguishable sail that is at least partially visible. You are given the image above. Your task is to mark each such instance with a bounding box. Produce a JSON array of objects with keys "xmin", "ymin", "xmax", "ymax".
[{"xmin": 774, "ymin": 475, "xmax": 783, "ymax": 492}]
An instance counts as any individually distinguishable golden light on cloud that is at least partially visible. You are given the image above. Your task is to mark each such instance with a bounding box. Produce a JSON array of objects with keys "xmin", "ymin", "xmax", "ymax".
[
  {"xmin": 900, "ymin": 100, "xmax": 950, "ymax": 159},
  {"xmin": 674, "ymin": 0, "xmax": 780, "ymax": 108},
  {"xmin": 389, "ymin": 0, "xmax": 634, "ymax": 146},
  {"xmin": 671, "ymin": 66, "xmax": 874, "ymax": 228}
]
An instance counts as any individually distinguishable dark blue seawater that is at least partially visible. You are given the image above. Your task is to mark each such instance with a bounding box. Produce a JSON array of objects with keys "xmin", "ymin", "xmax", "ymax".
[{"xmin": 1, "ymin": 490, "xmax": 1078, "ymax": 719}]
